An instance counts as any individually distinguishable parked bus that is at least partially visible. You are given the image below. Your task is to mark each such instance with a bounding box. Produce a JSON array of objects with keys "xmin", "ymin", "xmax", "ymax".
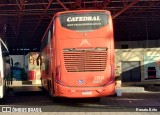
[
  {"xmin": 38, "ymin": 10, "xmax": 115, "ymax": 100},
  {"xmin": 0, "ymin": 38, "xmax": 11, "ymax": 99}
]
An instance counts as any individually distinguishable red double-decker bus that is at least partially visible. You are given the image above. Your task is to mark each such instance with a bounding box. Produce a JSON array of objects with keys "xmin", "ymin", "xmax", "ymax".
[{"xmin": 38, "ymin": 10, "xmax": 115, "ymax": 100}]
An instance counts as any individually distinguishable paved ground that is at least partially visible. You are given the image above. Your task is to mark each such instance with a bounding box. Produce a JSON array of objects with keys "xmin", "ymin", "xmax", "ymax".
[
  {"xmin": 1, "ymin": 81, "xmax": 159, "ymax": 114},
  {"xmin": 0, "ymin": 86, "xmax": 159, "ymax": 113}
]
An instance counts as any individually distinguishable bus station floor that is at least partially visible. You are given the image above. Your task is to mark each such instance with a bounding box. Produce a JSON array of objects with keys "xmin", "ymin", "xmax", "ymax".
[
  {"xmin": 121, "ymin": 79, "xmax": 160, "ymax": 93},
  {"xmin": 5, "ymin": 85, "xmax": 160, "ymax": 109},
  {"xmin": 4, "ymin": 80, "xmax": 160, "ymax": 112}
]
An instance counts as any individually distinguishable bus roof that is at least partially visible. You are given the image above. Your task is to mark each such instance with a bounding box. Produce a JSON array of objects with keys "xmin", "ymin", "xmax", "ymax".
[{"xmin": 54, "ymin": 10, "xmax": 111, "ymax": 17}]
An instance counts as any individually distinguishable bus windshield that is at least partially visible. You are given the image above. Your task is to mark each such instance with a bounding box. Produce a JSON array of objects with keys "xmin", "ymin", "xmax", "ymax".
[{"xmin": 59, "ymin": 12, "xmax": 108, "ymax": 32}]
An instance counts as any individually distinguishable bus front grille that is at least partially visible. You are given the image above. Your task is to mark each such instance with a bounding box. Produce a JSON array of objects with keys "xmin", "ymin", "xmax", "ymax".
[{"xmin": 63, "ymin": 48, "xmax": 107, "ymax": 72}]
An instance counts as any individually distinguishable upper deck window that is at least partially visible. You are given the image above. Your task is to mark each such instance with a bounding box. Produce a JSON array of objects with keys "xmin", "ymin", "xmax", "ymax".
[{"xmin": 59, "ymin": 12, "xmax": 109, "ymax": 32}]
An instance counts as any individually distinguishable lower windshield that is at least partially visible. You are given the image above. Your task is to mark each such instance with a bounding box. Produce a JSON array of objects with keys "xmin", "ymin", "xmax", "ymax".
[{"xmin": 59, "ymin": 12, "xmax": 109, "ymax": 32}]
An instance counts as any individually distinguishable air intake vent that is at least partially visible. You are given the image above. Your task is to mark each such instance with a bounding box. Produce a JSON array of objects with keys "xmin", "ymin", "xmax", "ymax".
[{"xmin": 63, "ymin": 48, "xmax": 107, "ymax": 72}]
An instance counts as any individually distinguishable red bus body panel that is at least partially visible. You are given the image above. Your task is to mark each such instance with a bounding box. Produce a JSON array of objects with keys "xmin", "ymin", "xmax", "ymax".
[{"xmin": 40, "ymin": 10, "xmax": 115, "ymax": 98}]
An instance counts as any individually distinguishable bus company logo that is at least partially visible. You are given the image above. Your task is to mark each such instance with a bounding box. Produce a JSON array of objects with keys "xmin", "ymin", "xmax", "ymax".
[
  {"xmin": 67, "ymin": 16, "xmax": 101, "ymax": 22},
  {"xmin": 78, "ymin": 80, "xmax": 83, "ymax": 84},
  {"xmin": 80, "ymin": 39, "xmax": 90, "ymax": 46}
]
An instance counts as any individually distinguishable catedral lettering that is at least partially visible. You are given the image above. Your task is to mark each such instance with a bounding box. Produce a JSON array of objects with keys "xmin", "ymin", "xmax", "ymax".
[{"xmin": 67, "ymin": 16, "xmax": 101, "ymax": 22}]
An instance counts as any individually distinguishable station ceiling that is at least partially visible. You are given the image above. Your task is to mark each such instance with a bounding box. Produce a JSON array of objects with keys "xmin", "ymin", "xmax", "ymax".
[{"xmin": 0, "ymin": 0, "xmax": 160, "ymax": 54}]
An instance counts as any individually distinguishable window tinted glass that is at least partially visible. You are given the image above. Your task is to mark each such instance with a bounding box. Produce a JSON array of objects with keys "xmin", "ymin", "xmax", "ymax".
[
  {"xmin": 59, "ymin": 12, "xmax": 108, "ymax": 31},
  {"xmin": 40, "ymin": 22, "xmax": 53, "ymax": 51}
]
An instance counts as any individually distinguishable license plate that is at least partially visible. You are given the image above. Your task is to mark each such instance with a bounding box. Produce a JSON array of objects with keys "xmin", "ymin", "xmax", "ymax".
[{"xmin": 82, "ymin": 91, "xmax": 92, "ymax": 95}]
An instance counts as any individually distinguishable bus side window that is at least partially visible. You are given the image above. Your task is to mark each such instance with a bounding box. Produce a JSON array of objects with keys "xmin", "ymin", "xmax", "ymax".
[
  {"xmin": 45, "ymin": 59, "xmax": 49, "ymax": 74},
  {"xmin": 37, "ymin": 55, "xmax": 42, "ymax": 66},
  {"xmin": 3, "ymin": 52, "xmax": 10, "ymax": 64}
]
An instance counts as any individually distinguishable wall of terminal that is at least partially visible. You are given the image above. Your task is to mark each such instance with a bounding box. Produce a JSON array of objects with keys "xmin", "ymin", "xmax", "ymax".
[
  {"xmin": 115, "ymin": 47, "xmax": 160, "ymax": 83},
  {"xmin": 115, "ymin": 40, "xmax": 160, "ymax": 49},
  {"xmin": 10, "ymin": 55, "xmax": 25, "ymax": 68}
]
